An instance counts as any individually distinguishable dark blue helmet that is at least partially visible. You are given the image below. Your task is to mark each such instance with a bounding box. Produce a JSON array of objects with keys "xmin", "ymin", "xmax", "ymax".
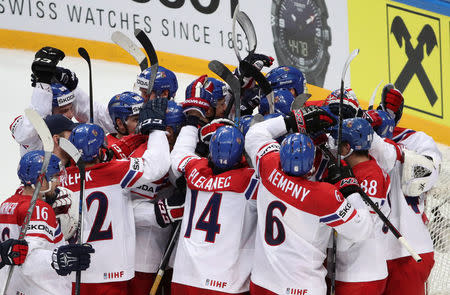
[
  {"xmin": 239, "ymin": 115, "xmax": 253, "ymax": 136},
  {"xmin": 209, "ymin": 126, "xmax": 244, "ymax": 170},
  {"xmin": 108, "ymin": 91, "xmax": 144, "ymax": 130},
  {"xmin": 51, "ymin": 83, "xmax": 75, "ymax": 108},
  {"xmin": 374, "ymin": 110, "xmax": 395, "ymax": 139},
  {"xmin": 69, "ymin": 123, "xmax": 105, "ymax": 162},
  {"xmin": 17, "ymin": 150, "xmax": 61, "ymax": 186},
  {"xmin": 166, "ymin": 100, "xmax": 185, "ymax": 135},
  {"xmin": 136, "ymin": 66, "xmax": 178, "ymax": 98},
  {"xmin": 266, "ymin": 66, "xmax": 306, "ymax": 96},
  {"xmin": 208, "ymin": 77, "xmax": 228, "ymax": 108},
  {"xmin": 280, "ymin": 133, "xmax": 315, "ymax": 176},
  {"xmin": 330, "ymin": 118, "xmax": 374, "ymax": 151},
  {"xmin": 259, "ymin": 89, "xmax": 294, "ymax": 116}
]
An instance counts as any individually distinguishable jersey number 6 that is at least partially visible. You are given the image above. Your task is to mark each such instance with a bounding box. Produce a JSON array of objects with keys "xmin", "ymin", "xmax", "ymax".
[{"xmin": 265, "ymin": 201, "xmax": 287, "ymax": 246}]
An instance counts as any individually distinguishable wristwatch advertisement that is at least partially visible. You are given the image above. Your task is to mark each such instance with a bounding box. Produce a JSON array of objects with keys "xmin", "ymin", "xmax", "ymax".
[{"xmin": 271, "ymin": 0, "xmax": 332, "ymax": 87}]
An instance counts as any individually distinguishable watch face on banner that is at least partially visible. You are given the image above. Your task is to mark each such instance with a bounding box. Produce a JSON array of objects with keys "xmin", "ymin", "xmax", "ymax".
[{"xmin": 272, "ymin": 0, "xmax": 331, "ymax": 87}]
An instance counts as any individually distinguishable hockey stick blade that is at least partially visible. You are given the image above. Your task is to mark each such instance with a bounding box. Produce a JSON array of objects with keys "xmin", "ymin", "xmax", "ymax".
[
  {"xmin": 232, "ymin": 4, "xmax": 242, "ymax": 62},
  {"xmin": 59, "ymin": 138, "xmax": 83, "ymax": 166},
  {"xmin": 111, "ymin": 31, "xmax": 148, "ymax": 71},
  {"xmin": 208, "ymin": 60, "xmax": 241, "ymax": 124},
  {"xmin": 340, "ymin": 49, "xmax": 360, "ymax": 83},
  {"xmin": 134, "ymin": 29, "xmax": 158, "ymax": 94},
  {"xmin": 291, "ymin": 93, "xmax": 312, "ymax": 110},
  {"xmin": 78, "ymin": 47, "xmax": 94, "ymax": 123},
  {"xmin": 368, "ymin": 80, "xmax": 383, "ymax": 110},
  {"xmin": 2, "ymin": 109, "xmax": 54, "ymax": 295},
  {"xmin": 239, "ymin": 60, "xmax": 274, "ymax": 113},
  {"xmin": 237, "ymin": 11, "xmax": 257, "ymax": 54}
]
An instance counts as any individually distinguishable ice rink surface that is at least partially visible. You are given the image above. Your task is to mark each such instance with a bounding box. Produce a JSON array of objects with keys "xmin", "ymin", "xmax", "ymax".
[{"xmin": 0, "ymin": 48, "xmax": 196, "ymax": 200}]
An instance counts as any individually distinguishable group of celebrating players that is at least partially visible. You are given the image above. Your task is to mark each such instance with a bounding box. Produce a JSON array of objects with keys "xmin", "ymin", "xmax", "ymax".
[{"xmin": 0, "ymin": 46, "xmax": 442, "ymax": 295}]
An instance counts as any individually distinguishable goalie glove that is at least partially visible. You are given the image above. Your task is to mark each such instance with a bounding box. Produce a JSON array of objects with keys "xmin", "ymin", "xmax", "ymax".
[
  {"xmin": 284, "ymin": 105, "xmax": 337, "ymax": 134},
  {"xmin": 154, "ymin": 184, "xmax": 186, "ymax": 228},
  {"xmin": 402, "ymin": 149, "xmax": 438, "ymax": 196},
  {"xmin": 325, "ymin": 161, "xmax": 360, "ymax": 198},
  {"xmin": 31, "ymin": 47, "xmax": 65, "ymax": 84},
  {"xmin": 52, "ymin": 187, "xmax": 79, "ymax": 241},
  {"xmin": 0, "ymin": 239, "xmax": 28, "ymax": 267},
  {"xmin": 51, "ymin": 243, "xmax": 94, "ymax": 276}
]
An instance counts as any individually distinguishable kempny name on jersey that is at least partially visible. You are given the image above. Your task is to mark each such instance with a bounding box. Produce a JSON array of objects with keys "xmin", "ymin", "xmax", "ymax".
[
  {"xmin": 187, "ymin": 168, "xmax": 231, "ymax": 190},
  {"xmin": 267, "ymin": 169, "xmax": 311, "ymax": 201}
]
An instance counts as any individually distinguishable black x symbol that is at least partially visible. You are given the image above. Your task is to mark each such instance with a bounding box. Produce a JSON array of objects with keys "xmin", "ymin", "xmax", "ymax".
[{"xmin": 391, "ymin": 16, "xmax": 438, "ymax": 106}]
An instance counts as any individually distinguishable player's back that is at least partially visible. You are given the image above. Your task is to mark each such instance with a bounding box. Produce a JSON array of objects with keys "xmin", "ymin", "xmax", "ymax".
[
  {"xmin": 62, "ymin": 160, "xmax": 137, "ymax": 283},
  {"xmin": 172, "ymin": 158, "xmax": 258, "ymax": 293},
  {"xmin": 252, "ymin": 152, "xmax": 364, "ymax": 295}
]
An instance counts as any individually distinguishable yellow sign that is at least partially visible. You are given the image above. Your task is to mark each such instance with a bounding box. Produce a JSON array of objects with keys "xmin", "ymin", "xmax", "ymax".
[{"xmin": 387, "ymin": 5, "xmax": 443, "ymax": 118}]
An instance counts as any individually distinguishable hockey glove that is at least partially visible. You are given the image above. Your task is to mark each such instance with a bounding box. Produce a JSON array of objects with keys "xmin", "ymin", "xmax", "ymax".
[
  {"xmin": 31, "ymin": 47, "xmax": 65, "ymax": 84},
  {"xmin": 325, "ymin": 161, "xmax": 360, "ymax": 198},
  {"xmin": 284, "ymin": 105, "xmax": 337, "ymax": 134},
  {"xmin": 138, "ymin": 97, "xmax": 168, "ymax": 135},
  {"xmin": 55, "ymin": 67, "xmax": 79, "ymax": 91},
  {"xmin": 236, "ymin": 53, "xmax": 274, "ymax": 89},
  {"xmin": 379, "ymin": 83, "xmax": 404, "ymax": 123},
  {"xmin": 154, "ymin": 185, "xmax": 186, "ymax": 228},
  {"xmin": 240, "ymin": 88, "xmax": 261, "ymax": 116},
  {"xmin": 199, "ymin": 118, "xmax": 235, "ymax": 144},
  {"xmin": 183, "ymin": 75, "xmax": 214, "ymax": 117},
  {"xmin": 362, "ymin": 110, "xmax": 382, "ymax": 128},
  {"xmin": 51, "ymin": 243, "xmax": 95, "ymax": 276},
  {"xmin": 0, "ymin": 239, "xmax": 28, "ymax": 267},
  {"xmin": 110, "ymin": 134, "xmax": 148, "ymax": 159}
]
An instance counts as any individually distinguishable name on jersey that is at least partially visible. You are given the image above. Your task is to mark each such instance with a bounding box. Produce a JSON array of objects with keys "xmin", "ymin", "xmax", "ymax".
[
  {"xmin": 0, "ymin": 202, "xmax": 18, "ymax": 215},
  {"xmin": 61, "ymin": 171, "xmax": 92, "ymax": 186},
  {"xmin": 205, "ymin": 278, "xmax": 228, "ymax": 289},
  {"xmin": 268, "ymin": 169, "xmax": 310, "ymax": 201},
  {"xmin": 188, "ymin": 168, "xmax": 231, "ymax": 190}
]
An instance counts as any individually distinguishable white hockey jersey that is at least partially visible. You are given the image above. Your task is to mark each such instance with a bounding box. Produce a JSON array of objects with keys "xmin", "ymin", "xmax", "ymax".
[
  {"xmin": 170, "ymin": 125, "xmax": 259, "ymax": 293},
  {"xmin": 60, "ymin": 130, "xmax": 170, "ymax": 283},
  {"xmin": 245, "ymin": 116, "xmax": 374, "ymax": 295},
  {"xmin": 10, "ymin": 84, "xmax": 115, "ymax": 156},
  {"xmin": 0, "ymin": 194, "xmax": 70, "ymax": 295}
]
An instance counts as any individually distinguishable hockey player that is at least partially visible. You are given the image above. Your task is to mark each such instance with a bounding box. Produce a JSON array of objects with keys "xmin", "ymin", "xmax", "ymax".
[
  {"xmin": 0, "ymin": 150, "xmax": 94, "ymax": 295},
  {"xmin": 169, "ymin": 110, "xmax": 259, "ymax": 294},
  {"xmin": 205, "ymin": 77, "xmax": 229, "ymax": 119},
  {"xmin": 107, "ymin": 91, "xmax": 145, "ymax": 144},
  {"xmin": 135, "ymin": 66, "xmax": 178, "ymax": 102},
  {"xmin": 245, "ymin": 107, "xmax": 375, "ymax": 295},
  {"xmin": 60, "ymin": 98, "xmax": 170, "ymax": 294},
  {"xmin": 258, "ymin": 88, "xmax": 295, "ymax": 116},
  {"xmin": 127, "ymin": 100, "xmax": 185, "ymax": 295},
  {"xmin": 322, "ymin": 88, "xmax": 363, "ymax": 119},
  {"xmin": 329, "ymin": 118, "xmax": 391, "ymax": 295},
  {"xmin": 367, "ymin": 85, "xmax": 440, "ymax": 295}
]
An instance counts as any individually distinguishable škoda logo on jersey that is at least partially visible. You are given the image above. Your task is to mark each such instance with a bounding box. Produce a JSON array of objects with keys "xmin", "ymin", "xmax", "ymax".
[{"xmin": 387, "ymin": 5, "xmax": 443, "ymax": 119}]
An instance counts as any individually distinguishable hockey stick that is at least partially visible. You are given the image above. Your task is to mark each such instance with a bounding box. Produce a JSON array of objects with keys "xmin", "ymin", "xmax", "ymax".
[
  {"xmin": 368, "ymin": 80, "xmax": 383, "ymax": 110},
  {"xmin": 134, "ymin": 29, "xmax": 159, "ymax": 95},
  {"xmin": 2, "ymin": 108, "xmax": 54, "ymax": 295},
  {"xmin": 290, "ymin": 93, "xmax": 312, "ymax": 110},
  {"xmin": 149, "ymin": 221, "xmax": 181, "ymax": 295},
  {"xmin": 58, "ymin": 138, "xmax": 86, "ymax": 295},
  {"xmin": 208, "ymin": 60, "xmax": 241, "ymax": 125},
  {"xmin": 318, "ymin": 144, "xmax": 423, "ymax": 262},
  {"xmin": 111, "ymin": 31, "xmax": 148, "ymax": 71},
  {"xmin": 78, "ymin": 48, "xmax": 94, "ymax": 123},
  {"xmin": 232, "ymin": 5, "xmax": 257, "ymax": 62},
  {"xmin": 239, "ymin": 60, "xmax": 274, "ymax": 114}
]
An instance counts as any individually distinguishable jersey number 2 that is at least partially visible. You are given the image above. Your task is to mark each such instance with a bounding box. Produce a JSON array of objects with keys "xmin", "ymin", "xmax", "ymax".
[
  {"xmin": 86, "ymin": 192, "xmax": 113, "ymax": 242},
  {"xmin": 184, "ymin": 190, "xmax": 222, "ymax": 243}
]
